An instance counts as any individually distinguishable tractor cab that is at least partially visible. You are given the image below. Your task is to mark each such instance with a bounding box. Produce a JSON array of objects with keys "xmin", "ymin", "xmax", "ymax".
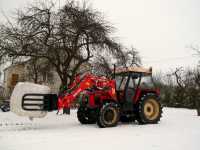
[{"xmin": 114, "ymin": 67, "xmax": 159, "ymax": 111}]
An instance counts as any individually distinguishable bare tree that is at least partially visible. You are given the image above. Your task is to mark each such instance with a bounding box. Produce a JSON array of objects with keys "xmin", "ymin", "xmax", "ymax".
[
  {"xmin": 193, "ymin": 68, "xmax": 200, "ymax": 116},
  {"xmin": 190, "ymin": 45, "xmax": 200, "ymax": 66},
  {"xmin": 25, "ymin": 58, "xmax": 54, "ymax": 84},
  {"xmin": 0, "ymin": 0, "xmax": 122, "ymax": 87},
  {"xmin": 163, "ymin": 67, "xmax": 200, "ymax": 112},
  {"xmin": 91, "ymin": 47, "xmax": 141, "ymax": 77}
]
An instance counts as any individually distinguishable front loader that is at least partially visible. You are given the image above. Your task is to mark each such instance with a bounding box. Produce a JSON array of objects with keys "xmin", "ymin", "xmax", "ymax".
[{"xmin": 10, "ymin": 66, "xmax": 162, "ymax": 128}]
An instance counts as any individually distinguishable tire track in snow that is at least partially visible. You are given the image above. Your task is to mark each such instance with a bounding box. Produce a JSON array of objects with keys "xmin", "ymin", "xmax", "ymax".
[{"xmin": 0, "ymin": 122, "xmax": 39, "ymax": 131}]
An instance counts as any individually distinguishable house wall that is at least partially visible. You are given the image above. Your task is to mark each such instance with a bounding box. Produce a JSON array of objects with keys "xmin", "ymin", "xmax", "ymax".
[
  {"xmin": 3, "ymin": 63, "xmax": 62, "ymax": 98},
  {"xmin": 4, "ymin": 64, "xmax": 26, "ymax": 98},
  {"xmin": 0, "ymin": 86, "xmax": 5, "ymax": 97},
  {"xmin": 3, "ymin": 61, "xmax": 90, "ymax": 98}
]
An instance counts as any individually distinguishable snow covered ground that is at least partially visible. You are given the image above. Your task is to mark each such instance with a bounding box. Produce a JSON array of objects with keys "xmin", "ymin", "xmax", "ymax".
[{"xmin": 0, "ymin": 108, "xmax": 200, "ymax": 150}]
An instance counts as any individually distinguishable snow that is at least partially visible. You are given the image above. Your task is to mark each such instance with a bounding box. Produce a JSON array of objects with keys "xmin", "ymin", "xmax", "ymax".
[{"xmin": 0, "ymin": 108, "xmax": 200, "ymax": 150}]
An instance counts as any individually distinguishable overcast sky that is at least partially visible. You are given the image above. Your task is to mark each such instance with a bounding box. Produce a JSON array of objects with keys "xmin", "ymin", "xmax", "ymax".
[{"xmin": 0, "ymin": 0, "xmax": 200, "ymax": 73}]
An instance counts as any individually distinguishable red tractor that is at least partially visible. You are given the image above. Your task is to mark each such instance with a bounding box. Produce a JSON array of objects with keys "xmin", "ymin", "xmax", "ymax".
[{"xmin": 21, "ymin": 66, "xmax": 162, "ymax": 128}]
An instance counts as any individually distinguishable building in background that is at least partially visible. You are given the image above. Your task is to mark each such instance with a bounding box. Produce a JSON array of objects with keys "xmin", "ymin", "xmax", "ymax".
[
  {"xmin": 3, "ymin": 62, "xmax": 61, "ymax": 98},
  {"xmin": 0, "ymin": 82, "xmax": 4, "ymax": 95},
  {"xmin": 3, "ymin": 61, "xmax": 91, "ymax": 98}
]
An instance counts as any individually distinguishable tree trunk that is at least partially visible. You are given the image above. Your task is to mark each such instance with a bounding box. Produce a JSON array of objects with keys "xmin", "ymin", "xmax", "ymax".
[
  {"xmin": 59, "ymin": 74, "xmax": 69, "ymax": 93},
  {"xmin": 197, "ymin": 109, "xmax": 200, "ymax": 116},
  {"xmin": 195, "ymin": 99, "xmax": 200, "ymax": 116},
  {"xmin": 34, "ymin": 72, "xmax": 38, "ymax": 84},
  {"xmin": 197, "ymin": 103, "xmax": 200, "ymax": 116},
  {"xmin": 61, "ymin": 78, "xmax": 68, "ymax": 88}
]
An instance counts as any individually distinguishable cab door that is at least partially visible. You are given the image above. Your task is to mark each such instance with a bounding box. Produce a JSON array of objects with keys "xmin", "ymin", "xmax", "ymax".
[{"xmin": 124, "ymin": 73, "xmax": 140, "ymax": 110}]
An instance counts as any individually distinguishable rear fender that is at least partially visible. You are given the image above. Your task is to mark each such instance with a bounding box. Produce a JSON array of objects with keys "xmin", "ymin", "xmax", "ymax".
[{"xmin": 133, "ymin": 88, "xmax": 160, "ymax": 104}]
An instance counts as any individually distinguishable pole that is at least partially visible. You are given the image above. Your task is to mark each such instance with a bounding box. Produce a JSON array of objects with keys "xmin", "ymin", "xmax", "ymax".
[{"xmin": 113, "ymin": 64, "xmax": 116, "ymax": 79}]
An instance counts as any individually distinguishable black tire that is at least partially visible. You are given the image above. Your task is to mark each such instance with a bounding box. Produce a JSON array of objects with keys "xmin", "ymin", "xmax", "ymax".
[
  {"xmin": 137, "ymin": 94, "xmax": 162, "ymax": 124},
  {"xmin": 77, "ymin": 107, "xmax": 97, "ymax": 124},
  {"xmin": 97, "ymin": 102, "xmax": 120, "ymax": 128}
]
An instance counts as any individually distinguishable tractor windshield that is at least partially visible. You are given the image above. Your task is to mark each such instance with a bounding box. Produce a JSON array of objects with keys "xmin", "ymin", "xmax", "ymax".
[
  {"xmin": 140, "ymin": 75, "xmax": 155, "ymax": 89},
  {"xmin": 115, "ymin": 76, "xmax": 128, "ymax": 91}
]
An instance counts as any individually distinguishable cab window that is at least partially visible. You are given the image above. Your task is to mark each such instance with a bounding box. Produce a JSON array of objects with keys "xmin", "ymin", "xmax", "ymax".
[{"xmin": 140, "ymin": 76, "xmax": 155, "ymax": 89}]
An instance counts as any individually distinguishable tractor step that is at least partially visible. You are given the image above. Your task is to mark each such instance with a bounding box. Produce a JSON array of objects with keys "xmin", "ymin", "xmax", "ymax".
[{"xmin": 22, "ymin": 93, "xmax": 58, "ymax": 111}]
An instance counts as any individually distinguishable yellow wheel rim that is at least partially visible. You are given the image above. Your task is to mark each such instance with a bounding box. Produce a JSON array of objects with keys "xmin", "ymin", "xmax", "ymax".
[
  {"xmin": 144, "ymin": 99, "xmax": 160, "ymax": 120},
  {"xmin": 103, "ymin": 107, "xmax": 118, "ymax": 125}
]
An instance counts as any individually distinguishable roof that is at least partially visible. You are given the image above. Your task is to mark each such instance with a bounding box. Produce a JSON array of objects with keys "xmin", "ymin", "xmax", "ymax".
[
  {"xmin": 3, "ymin": 60, "xmax": 30, "ymax": 72},
  {"xmin": 114, "ymin": 66, "xmax": 152, "ymax": 75}
]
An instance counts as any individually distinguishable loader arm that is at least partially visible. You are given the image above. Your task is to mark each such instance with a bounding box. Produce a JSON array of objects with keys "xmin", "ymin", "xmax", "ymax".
[
  {"xmin": 11, "ymin": 73, "xmax": 116, "ymax": 115},
  {"xmin": 57, "ymin": 74, "xmax": 99, "ymax": 110}
]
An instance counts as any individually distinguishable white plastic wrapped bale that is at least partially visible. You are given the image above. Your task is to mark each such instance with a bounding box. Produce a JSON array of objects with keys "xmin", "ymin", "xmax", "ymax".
[{"xmin": 10, "ymin": 82, "xmax": 51, "ymax": 118}]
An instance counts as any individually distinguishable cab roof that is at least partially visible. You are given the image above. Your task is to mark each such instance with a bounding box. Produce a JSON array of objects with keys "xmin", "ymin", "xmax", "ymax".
[{"xmin": 114, "ymin": 66, "xmax": 152, "ymax": 75}]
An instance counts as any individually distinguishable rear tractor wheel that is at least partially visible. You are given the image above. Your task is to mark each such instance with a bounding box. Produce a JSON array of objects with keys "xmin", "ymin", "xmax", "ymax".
[
  {"xmin": 97, "ymin": 102, "xmax": 120, "ymax": 128},
  {"xmin": 137, "ymin": 94, "xmax": 162, "ymax": 124}
]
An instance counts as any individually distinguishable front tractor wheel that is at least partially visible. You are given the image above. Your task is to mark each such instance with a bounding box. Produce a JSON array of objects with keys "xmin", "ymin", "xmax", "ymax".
[
  {"xmin": 77, "ymin": 107, "xmax": 97, "ymax": 124},
  {"xmin": 137, "ymin": 94, "xmax": 162, "ymax": 124},
  {"xmin": 97, "ymin": 102, "xmax": 120, "ymax": 128}
]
